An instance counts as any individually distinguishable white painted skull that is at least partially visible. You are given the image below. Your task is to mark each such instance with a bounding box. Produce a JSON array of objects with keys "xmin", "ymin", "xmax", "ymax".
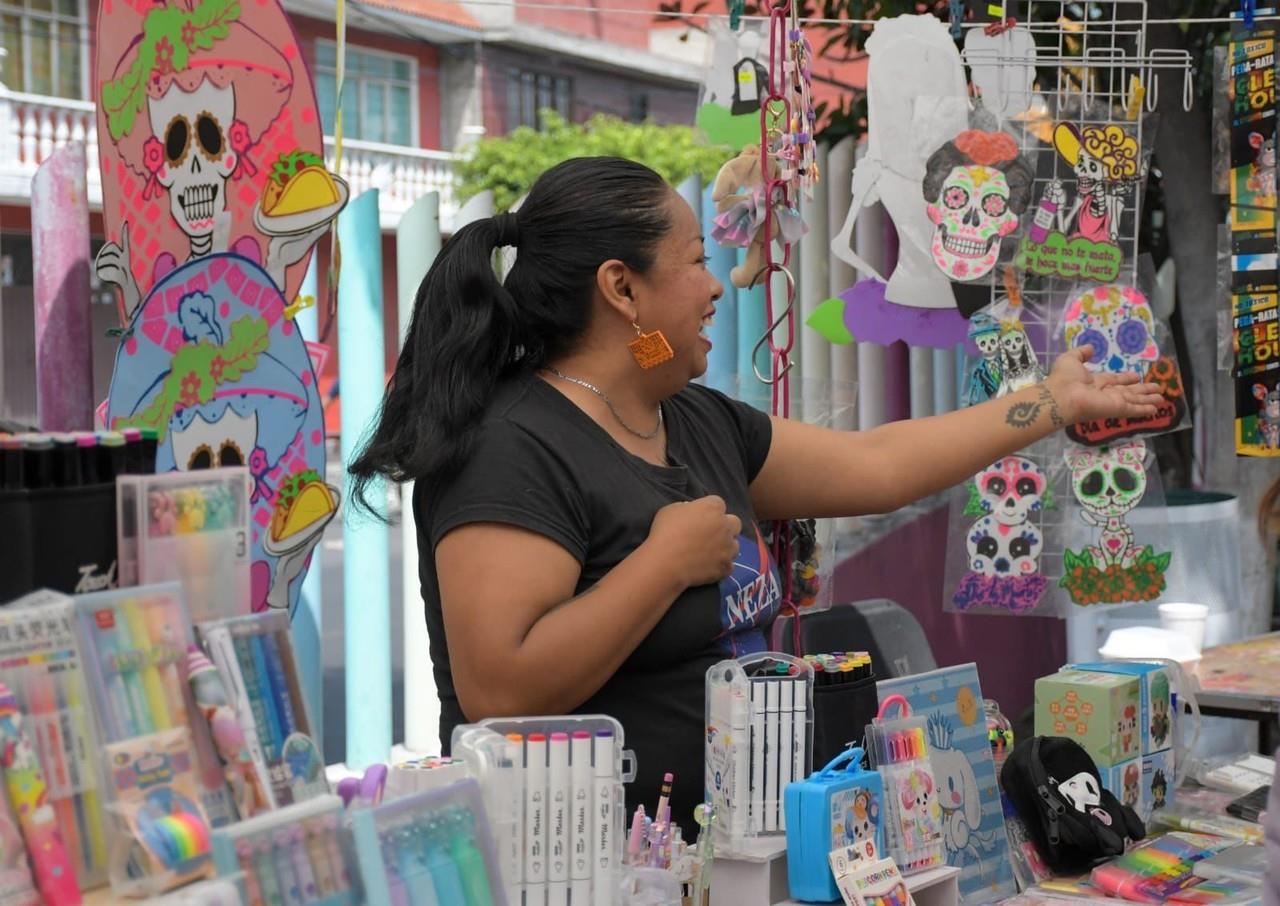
[
  {"xmin": 927, "ymin": 166, "xmax": 1017, "ymax": 281},
  {"xmin": 148, "ymin": 79, "xmax": 238, "ymax": 241},
  {"xmin": 974, "ymin": 456, "xmax": 1047, "ymax": 526},
  {"xmin": 1064, "ymin": 285, "xmax": 1160, "ymax": 377},
  {"xmin": 1065, "ymin": 441, "xmax": 1148, "ymax": 521},
  {"xmin": 975, "ymin": 331, "xmax": 1000, "ymax": 360},
  {"xmin": 1054, "ymin": 771, "xmax": 1101, "ymax": 813},
  {"xmin": 966, "ymin": 515, "xmax": 1042, "ymax": 577}
]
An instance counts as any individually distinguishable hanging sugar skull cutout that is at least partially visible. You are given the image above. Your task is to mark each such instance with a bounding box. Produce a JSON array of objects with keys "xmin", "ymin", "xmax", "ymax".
[
  {"xmin": 995, "ymin": 318, "xmax": 1045, "ymax": 397},
  {"xmin": 1063, "ymin": 285, "xmax": 1187, "ymax": 445},
  {"xmin": 924, "ymin": 130, "xmax": 1034, "ymax": 282},
  {"xmin": 1060, "ymin": 440, "xmax": 1171, "ymax": 607},
  {"xmin": 951, "ymin": 456, "xmax": 1052, "ymax": 615},
  {"xmin": 965, "ymin": 313, "xmax": 1004, "ymax": 405}
]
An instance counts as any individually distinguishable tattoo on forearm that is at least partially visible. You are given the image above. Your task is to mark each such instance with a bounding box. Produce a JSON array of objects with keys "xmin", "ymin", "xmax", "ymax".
[{"xmin": 1004, "ymin": 384, "xmax": 1065, "ymax": 429}]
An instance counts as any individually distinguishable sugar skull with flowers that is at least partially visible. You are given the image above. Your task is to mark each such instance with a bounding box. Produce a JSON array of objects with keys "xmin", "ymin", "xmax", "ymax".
[{"xmin": 924, "ymin": 130, "xmax": 1034, "ymax": 281}]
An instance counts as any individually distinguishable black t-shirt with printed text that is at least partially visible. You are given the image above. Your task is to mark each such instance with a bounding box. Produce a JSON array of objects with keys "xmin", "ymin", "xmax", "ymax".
[{"xmin": 416, "ymin": 371, "xmax": 780, "ymax": 833}]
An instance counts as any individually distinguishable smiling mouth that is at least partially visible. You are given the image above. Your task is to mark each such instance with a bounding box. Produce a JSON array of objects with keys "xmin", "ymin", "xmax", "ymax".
[
  {"xmin": 179, "ymin": 183, "xmax": 221, "ymax": 224},
  {"xmin": 941, "ymin": 228, "xmax": 997, "ymax": 258}
]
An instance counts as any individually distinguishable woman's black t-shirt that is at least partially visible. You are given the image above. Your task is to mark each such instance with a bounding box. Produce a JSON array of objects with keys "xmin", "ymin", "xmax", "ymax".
[{"xmin": 416, "ymin": 371, "xmax": 781, "ymax": 833}]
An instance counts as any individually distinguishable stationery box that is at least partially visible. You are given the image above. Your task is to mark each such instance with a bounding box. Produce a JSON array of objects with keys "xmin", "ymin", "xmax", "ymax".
[
  {"xmin": 783, "ymin": 747, "xmax": 885, "ymax": 903},
  {"xmin": 1035, "ymin": 669, "xmax": 1142, "ymax": 766},
  {"xmin": 1100, "ymin": 757, "xmax": 1146, "ymax": 820},
  {"xmin": 1067, "ymin": 661, "xmax": 1175, "ymax": 755},
  {"xmin": 1143, "ymin": 748, "xmax": 1175, "ymax": 820}
]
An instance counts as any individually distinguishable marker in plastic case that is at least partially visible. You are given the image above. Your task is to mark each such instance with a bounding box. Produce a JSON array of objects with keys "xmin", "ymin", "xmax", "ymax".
[
  {"xmin": 569, "ymin": 731, "xmax": 592, "ymax": 904},
  {"xmin": 526, "ymin": 732, "xmax": 548, "ymax": 905},
  {"xmin": 593, "ymin": 730, "xmax": 614, "ymax": 906},
  {"xmin": 505, "ymin": 733, "xmax": 525, "ymax": 906},
  {"xmin": 764, "ymin": 680, "xmax": 780, "ymax": 832},
  {"xmin": 750, "ymin": 681, "xmax": 765, "ymax": 834},
  {"xmin": 548, "ymin": 731, "xmax": 570, "ymax": 906},
  {"xmin": 793, "ymin": 675, "xmax": 807, "ymax": 786},
  {"xmin": 779, "ymin": 679, "xmax": 793, "ymax": 831}
]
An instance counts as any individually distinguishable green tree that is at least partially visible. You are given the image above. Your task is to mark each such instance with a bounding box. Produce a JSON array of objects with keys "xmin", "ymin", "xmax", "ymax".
[{"xmin": 453, "ymin": 111, "xmax": 733, "ymax": 211}]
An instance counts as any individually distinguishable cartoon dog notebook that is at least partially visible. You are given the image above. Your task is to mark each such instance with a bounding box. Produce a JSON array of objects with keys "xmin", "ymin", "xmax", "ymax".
[{"xmin": 878, "ymin": 664, "xmax": 1016, "ymax": 905}]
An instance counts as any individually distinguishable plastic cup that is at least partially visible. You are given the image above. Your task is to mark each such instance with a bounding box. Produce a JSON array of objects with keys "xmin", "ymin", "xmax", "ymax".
[{"xmin": 1159, "ymin": 602, "xmax": 1210, "ymax": 655}]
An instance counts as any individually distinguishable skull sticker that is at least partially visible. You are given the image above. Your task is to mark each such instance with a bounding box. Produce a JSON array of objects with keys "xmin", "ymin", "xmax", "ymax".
[
  {"xmin": 924, "ymin": 130, "xmax": 1034, "ymax": 282},
  {"xmin": 1054, "ymin": 771, "xmax": 1101, "ymax": 813},
  {"xmin": 951, "ymin": 455, "xmax": 1052, "ymax": 614},
  {"xmin": 1062, "ymin": 284, "xmax": 1188, "ymax": 446},
  {"xmin": 1060, "ymin": 439, "xmax": 1172, "ymax": 606}
]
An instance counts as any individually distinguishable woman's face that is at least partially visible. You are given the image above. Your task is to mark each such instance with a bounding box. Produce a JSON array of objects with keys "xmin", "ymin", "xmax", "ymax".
[{"xmin": 631, "ymin": 192, "xmax": 724, "ymax": 380}]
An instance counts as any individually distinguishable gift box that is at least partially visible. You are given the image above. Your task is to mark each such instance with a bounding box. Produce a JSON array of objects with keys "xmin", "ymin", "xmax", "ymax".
[
  {"xmin": 1035, "ymin": 669, "xmax": 1142, "ymax": 767},
  {"xmin": 1067, "ymin": 661, "xmax": 1175, "ymax": 756},
  {"xmin": 1100, "ymin": 757, "xmax": 1146, "ymax": 821}
]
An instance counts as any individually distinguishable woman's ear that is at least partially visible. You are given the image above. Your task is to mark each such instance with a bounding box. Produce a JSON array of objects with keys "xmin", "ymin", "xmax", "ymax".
[{"xmin": 595, "ymin": 258, "xmax": 638, "ymax": 323}]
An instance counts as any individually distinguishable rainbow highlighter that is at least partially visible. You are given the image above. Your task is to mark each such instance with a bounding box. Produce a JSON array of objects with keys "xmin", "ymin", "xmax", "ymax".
[{"xmin": 1090, "ymin": 833, "xmax": 1235, "ymax": 903}]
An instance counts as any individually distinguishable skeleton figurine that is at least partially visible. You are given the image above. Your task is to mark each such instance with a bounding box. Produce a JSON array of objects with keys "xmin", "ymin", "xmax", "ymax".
[
  {"xmin": 995, "ymin": 319, "xmax": 1045, "ymax": 397},
  {"xmin": 1065, "ymin": 441, "xmax": 1148, "ymax": 569},
  {"xmin": 966, "ymin": 312, "xmax": 1004, "ymax": 405}
]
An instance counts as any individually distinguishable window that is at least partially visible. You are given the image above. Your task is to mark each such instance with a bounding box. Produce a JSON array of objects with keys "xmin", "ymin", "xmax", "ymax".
[
  {"xmin": 0, "ymin": 0, "xmax": 86, "ymax": 99},
  {"xmin": 506, "ymin": 69, "xmax": 572, "ymax": 130},
  {"xmin": 314, "ymin": 41, "xmax": 417, "ymax": 146}
]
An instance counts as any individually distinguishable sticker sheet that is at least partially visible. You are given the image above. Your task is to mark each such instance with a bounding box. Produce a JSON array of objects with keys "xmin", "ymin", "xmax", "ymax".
[
  {"xmin": 1061, "ymin": 284, "xmax": 1189, "ymax": 445},
  {"xmin": 945, "ymin": 453, "xmax": 1056, "ymax": 617},
  {"xmin": 1059, "ymin": 439, "xmax": 1172, "ymax": 608},
  {"xmin": 95, "ymin": 0, "xmax": 347, "ymax": 616},
  {"xmin": 1016, "ymin": 123, "xmax": 1144, "ymax": 284},
  {"xmin": 1227, "ymin": 31, "xmax": 1280, "ymax": 456},
  {"xmin": 877, "ymin": 666, "xmax": 1016, "ymax": 904}
]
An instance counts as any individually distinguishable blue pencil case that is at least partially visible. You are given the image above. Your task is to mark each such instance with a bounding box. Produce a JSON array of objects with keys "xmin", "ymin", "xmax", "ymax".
[{"xmin": 784, "ymin": 747, "xmax": 884, "ymax": 903}]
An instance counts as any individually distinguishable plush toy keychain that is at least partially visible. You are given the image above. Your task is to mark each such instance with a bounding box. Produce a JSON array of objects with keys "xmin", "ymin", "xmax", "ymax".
[{"xmin": 711, "ymin": 144, "xmax": 807, "ymax": 288}]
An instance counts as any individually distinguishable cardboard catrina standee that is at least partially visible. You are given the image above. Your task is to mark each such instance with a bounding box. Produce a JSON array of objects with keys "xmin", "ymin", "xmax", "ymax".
[
  {"xmin": 95, "ymin": 0, "xmax": 347, "ymax": 617},
  {"xmin": 1018, "ymin": 123, "xmax": 1142, "ymax": 284},
  {"xmin": 1062, "ymin": 285, "xmax": 1188, "ymax": 445},
  {"xmin": 1060, "ymin": 440, "xmax": 1172, "ymax": 607}
]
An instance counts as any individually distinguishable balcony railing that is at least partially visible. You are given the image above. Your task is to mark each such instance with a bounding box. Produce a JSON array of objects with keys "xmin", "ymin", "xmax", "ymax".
[{"xmin": 0, "ymin": 87, "xmax": 457, "ymax": 230}]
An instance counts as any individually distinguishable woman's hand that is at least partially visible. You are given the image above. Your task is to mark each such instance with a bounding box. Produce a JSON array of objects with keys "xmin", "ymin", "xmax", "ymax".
[
  {"xmin": 647, "ymin": 496, "xmax": 742, "ymax": 587},
  {"xmin": 1047, "ymin": 345, "xmax": 1165, "ymax": 425}
]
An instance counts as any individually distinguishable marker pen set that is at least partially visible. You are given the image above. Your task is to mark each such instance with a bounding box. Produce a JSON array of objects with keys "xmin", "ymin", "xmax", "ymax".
[
  {"xmin": 865, "ymin": 696, "xmax": 945, "ymax": 875},
  {"xmin": 804, "ymin": 652, "xmax": 874, "ymax": 686},
  {"xmin": 350, "ymin": 778, "xmax": 506, "ymax": 906},
  {"xmin": 117, "ymin": 468, "xmax": 252, "ymax": 623},
  {"xmin": 704, "ymin": 653, "xmax": 813, "ymax": 853},
  {"xmin": 451, "ymin": 715, "xmax": 629, "ymax": 906},
  {"xmin": 212, "ymin": 794, "xmax": 360, "ymax": 906},
  {"xmin": 199, "ymin": 611, "xmax": 328, "ymax": 811},
  {"xmin": 74, "ymin": 584, "xmax": 238, "ymax": 830},
  {"xmin": 0, "ymin": 428, "xmax": 157, "ymax": 491},
  {"xmin": 0, "ymin": 591, "xmax": 111, "ymax": 890}
]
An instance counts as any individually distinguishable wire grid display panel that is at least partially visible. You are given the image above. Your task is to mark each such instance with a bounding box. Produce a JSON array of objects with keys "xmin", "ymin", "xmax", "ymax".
[{"xmin": 958, "ymin": 0, "xmax": 1183, "ymax": 604}]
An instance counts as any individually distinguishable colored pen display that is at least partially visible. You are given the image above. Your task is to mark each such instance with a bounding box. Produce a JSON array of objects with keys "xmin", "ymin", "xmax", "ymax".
[
  {"xmin": 0, "ymin": 592, "xmax": 110, "ymax": 886},
  {"xmin": 804, "ymin": 652, "xmax": 874, "ymax": 686},
  {"xmin": 0, "ymin": 429, "xmax": 156, "ymax": 490},
  {"xmin": 219, "ymin": 803, "xmax": 356, "ymax": 906}
]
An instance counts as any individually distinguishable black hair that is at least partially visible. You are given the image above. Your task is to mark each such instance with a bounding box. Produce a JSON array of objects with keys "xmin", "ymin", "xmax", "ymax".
[
  {"xmin": 922, "ymin": 140, "xmax": 1035, "ymax": 215},
  {"xmin": 347, "ymin": 156, "xmax": 673, "ymax": 518}
]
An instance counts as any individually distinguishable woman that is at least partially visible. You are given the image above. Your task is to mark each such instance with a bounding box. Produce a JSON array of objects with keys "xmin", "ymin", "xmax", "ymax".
[{"xmin": 349, "ymin": 157, "xmax": 1162, "ymax": 831}]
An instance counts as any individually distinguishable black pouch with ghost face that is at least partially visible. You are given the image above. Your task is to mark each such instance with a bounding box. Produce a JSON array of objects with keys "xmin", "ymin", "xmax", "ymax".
[{"xmin": 1000, "ymin": 736, "xmax": 1146, "ymax": 873}]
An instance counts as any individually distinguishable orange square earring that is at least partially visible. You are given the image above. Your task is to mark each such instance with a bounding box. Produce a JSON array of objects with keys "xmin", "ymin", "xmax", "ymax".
[{"xmin": 628, "ymin": 321, "xmax": 674, "ymax": 369}]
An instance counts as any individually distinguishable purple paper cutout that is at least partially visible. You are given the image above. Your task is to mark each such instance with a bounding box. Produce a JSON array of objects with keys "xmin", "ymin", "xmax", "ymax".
[{"xmin": 840, "ymin": 279, "xmax": 975, "ymax": 350}]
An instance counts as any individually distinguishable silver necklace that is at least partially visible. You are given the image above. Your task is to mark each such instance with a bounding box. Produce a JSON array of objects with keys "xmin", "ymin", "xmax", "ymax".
[{"xmin": 546, "ymin": 367, "xmax": 664, "ymax": 440}]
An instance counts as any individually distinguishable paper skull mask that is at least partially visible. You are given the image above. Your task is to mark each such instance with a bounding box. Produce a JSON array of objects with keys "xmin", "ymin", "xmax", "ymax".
[{"xmin": 924, "ymin": 130, "xmax": 1034, "ymax": 281}]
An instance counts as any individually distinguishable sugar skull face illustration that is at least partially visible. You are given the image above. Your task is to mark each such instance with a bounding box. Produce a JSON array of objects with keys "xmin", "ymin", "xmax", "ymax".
[
  {"xmin": 1066, "ymin": 441, "xmax": 1147, "ymax": 522},
  {"xmin": 967, "ymin": 517, "xmax": 1042, "ymax": 577},
  {"xmin": 923, "ymin": 130, "xmax": 1034, "ymax": 282},
  {"xmin": 148, "ymin": 79, "xmax": 240, "ymax": 243},
  {"xmin": 974, "ymin": 456, "xmax": 1047, "ymax": 526},
  {"xmin": 972, "ymin": 316, "xmax": 1001, "ymax": 361},
  {"xmin": 1054, "ymin": 771, "xmax": 1101, "ymax": 813},
  {"xmin": 1064, "ymin": 285, "xmax": 1160, "ymax": 377}
]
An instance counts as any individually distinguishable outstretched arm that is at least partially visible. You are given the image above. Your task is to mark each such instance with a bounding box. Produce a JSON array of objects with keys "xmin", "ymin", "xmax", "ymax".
[{"xmin": 749, "ymin": 347, "xmax": 1163, "ymax": 521}]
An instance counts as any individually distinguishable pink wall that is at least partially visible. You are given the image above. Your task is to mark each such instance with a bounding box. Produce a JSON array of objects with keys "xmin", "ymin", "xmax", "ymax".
[{"xmin": 832, "ymin": 504, "xmax": 1067, "ymax": 720}]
